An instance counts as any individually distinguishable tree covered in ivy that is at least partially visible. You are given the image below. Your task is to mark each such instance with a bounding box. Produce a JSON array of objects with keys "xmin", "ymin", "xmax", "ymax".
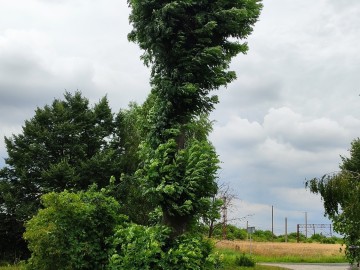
[{"xmin": 128, "ymin": 0, "xmax": 262, "ymax": 238}]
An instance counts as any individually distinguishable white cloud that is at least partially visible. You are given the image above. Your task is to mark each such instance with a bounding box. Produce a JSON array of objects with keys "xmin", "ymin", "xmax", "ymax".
[
  {"xmin": 211, "ymin": 116, "xmax": 265, "ymax": 149},
  {"xmin": 263, "ymin": 107, "xmax": 349, "ymax": 151},
  {"xmin": 212, "ymin": 105, "xmax": 356, "ymax": 221},
  {"xmin": 212, "ymin": 107, "xmax": 354, "ymax": 172}
]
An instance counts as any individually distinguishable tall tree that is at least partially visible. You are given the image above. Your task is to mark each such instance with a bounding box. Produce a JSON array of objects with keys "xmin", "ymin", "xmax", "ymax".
[
  {"xmin": 306, "ymin": 138, "xmax": 360, "ymax": 265},
  {"xmin": 128, "ymin": 0, "xmax": 262, "ymax": 237}
]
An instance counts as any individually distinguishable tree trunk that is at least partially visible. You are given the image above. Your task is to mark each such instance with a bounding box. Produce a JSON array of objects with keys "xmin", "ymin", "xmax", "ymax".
[{"xmin": 162, "ymin": 209, "xmax": 190, "ymax": 239}]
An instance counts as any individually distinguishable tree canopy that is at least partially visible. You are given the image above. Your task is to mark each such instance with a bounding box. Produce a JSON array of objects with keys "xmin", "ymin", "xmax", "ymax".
[
  {"xmin": 128, "ymin": 0, "xmax": 262, "ymax": 143},
  {"xmin": 128, "ymin": 0, "xmax": 262, "ymax": 237},
  {"xmin": 306, "ymin": 138, "xmax": 360, "ymax": 264},
  {"xmin": 0, "ymin": 91, "xmax": 145, "ymax": 260}
]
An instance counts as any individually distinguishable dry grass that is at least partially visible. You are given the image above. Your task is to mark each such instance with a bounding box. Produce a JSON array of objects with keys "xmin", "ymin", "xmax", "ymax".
[{"xmin": 216, "ymin": 240, "xmax": 346, "ymax": 262}]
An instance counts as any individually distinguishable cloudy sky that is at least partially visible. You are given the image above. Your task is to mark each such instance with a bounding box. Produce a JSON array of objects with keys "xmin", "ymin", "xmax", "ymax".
[{"xmin": 1, "ymin": 0, "xmax": 359, "ymax": 235}]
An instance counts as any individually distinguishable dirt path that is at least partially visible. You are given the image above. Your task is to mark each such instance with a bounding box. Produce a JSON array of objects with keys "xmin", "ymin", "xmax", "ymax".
[{"xmin": 261, "ymin": 263, "xmax": 356, "ymax": 270}]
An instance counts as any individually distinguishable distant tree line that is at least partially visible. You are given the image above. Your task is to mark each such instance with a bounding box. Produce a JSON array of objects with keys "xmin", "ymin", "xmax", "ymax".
[{"xmin": 199, "ymin": 224, "xmax": 341, "ymax": 244}]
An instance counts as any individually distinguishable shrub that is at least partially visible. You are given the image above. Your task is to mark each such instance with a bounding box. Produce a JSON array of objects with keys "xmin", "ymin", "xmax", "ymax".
[
  {"xmin": 108, "ymin": 224, "xmax": 168, "ymax": 270},
  {"xmin": 253, "ymin": 230, "xmax": 276, "ymax": 242},
  {"xmin": 311, "ymin": 233, "xmax": 338, "ymax": 244},
  {"xmin": 165, "ymin": 234, "xmax": 216, "ymax": 270},
  {"xmin": 211, "ymin": 224, "xmax": 247, "ymax": 240},
  {"xmin": 24, "ymin": 189, "xmax": 125, "ymax": 270},
  {"xmin": 235, "ymin": 253, "xmax": 256, "ymax": 267},
  {"xmin": 108, "ymin": 224, "xmax": 220, "ymax": 270}
]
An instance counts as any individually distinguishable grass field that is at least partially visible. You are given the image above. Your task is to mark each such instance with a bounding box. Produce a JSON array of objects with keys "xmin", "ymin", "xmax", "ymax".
[{"xmin": 216, "ymin": 240, "xmax": 347, "ymax": 263}]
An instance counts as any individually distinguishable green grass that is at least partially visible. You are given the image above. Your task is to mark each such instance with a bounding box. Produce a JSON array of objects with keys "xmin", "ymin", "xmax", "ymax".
[
  {"xmin": 219, "ymin": 250, "xmax": 288, "ymax": 270},
  {"xmin": 224, "ymin": 265, "xmax": 287, "ymax": 270},
  {"xmin": 215, "ymin": 247, "xmax": 348, "ymax": 270},
  {"xmin": 254, "ymin": 254, "xmax": 346, "ymax": 263}
]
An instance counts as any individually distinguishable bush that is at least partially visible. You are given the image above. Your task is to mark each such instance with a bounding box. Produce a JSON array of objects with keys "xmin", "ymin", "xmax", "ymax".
[
  {"xmin": 108, "ymin": 224, "xmax": 220, "ymax": 270},
  {"xmin": 24, "ymin": 189, "xmax": 125, "ymax": 270},
  {"xmin": 310, "ymin": 233, "xmax": 338, "ymax": 244},
  {"xmin": 253, "ymin": 230, "xmax": 276, "ymax": 242},
  {"xmin": 108, "ymin": 224, "xmax": 168, "ymax": 270},
  {"xmin": 227, "ymin": 225, "xmax": 247, "ymax": 240},
  {"xmin": 235, "ymin": 253, "xmax": 256, "ymax": 267},
  {"xmin": 211, "ymin": 224, "xmax": 247, "ymax": 240}
]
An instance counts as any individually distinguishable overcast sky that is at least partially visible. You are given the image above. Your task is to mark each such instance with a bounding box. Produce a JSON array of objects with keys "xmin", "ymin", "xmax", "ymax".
[{"xmin": 1, "ymin": 0, "xmax": 359, "ymax": 236}]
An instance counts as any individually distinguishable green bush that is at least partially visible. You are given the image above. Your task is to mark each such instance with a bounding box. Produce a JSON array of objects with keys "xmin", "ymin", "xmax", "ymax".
[
  {"xmin": 108, "ymin": 224, "xmax": 220, "ymax": 270},
  {"xmin": 108, "ymin": 224, "xmax": 168, "ymax": 270},
  {"xmin": 211, "ymin": 224, "xmax": 247, "ymax": 240},
  {"xmin": 310, "ymin": 233, "xmax": 339, "ymax": 244},
  {"xmin": 165, "ymin": 235, "xmax": 218, "ymax": 270},
  {"xmin": 235, "ymin": 253, "xmax": 256, "ymax": 267},
  {"xmin": 24, "ymin": 189, "xmax": 125, "ymax": 270},
  {"xmin": 253, "ymin": 230, "xmax": 276, "ymax": 242},
  {"xmin": 226, "ymin": 225, "xmax": 247, "ymax": 240}
]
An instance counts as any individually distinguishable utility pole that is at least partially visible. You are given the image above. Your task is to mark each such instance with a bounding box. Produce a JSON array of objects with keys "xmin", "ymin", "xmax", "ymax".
[
  {"xmin": 305, "ymin": 212, "xmax": 308, "ymax": 238},
  {"xmin": 271, "ymin": 205, "xmax": 274, "ymax": 239},
  {"xmin": 246, "ymin": 220, "xmax": 249, "ymax": 241},
  {"xmin": 222, "ymin": 196, "xmax": 227, "ymax": 240},
  {"xmin": 285, "ymin": 217, "xmax": 288, "ymax": 242}
]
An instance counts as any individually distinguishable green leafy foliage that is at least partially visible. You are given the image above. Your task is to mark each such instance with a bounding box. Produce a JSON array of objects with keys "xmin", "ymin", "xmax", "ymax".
[
  {"xmin": 201, "ymin": 196, "xmax": 223, "ymax": 238},
  {"xmin": 137, "ymin": 137, "xmax": 219, "ymax": 236},
  {"xmin": 252, "ymin": 230, "xmax": 275, "ymax": 242},
  {"xmin": 0, "ymin": 92, "xmax": 146, "ymax": 260},
  {"xmin": 0, "ymin": 92, "xmax": 120, "ymax": 226},
  {"xmin": 310, "ymin": 234, "xmax": 339, "ymax": 244},
  {"xmin": 306, "ymin": 138, "xmax": 360, "ymax": 264},
  {"xmin": 128, "ymin": 0, "xmax": 262, "ymax": 240},
  {"xmin": 209, "ymin": 225, "xmax": 247, "ymax": 241},
  {"xmin": 24, "ymin": 189, "xmax": 125, "ymax": 270},
  {"xmin": 0, "ymin": 212, "xmax": 28, "ymax": 262},
  {"xmin": 235, "ymin": 254, "xmax": 256, "ymax": 267},
  {"xmin": 109, "ymin": 224, "xmax": 219, "ymax": 270},
  {"xmin": 3, "ymin": 91, "xmax": 119, "ymax": 192},
  {"xmin": 108, "ymin": 224, "xmax": 169, "ymax": 270},
  {"xmin": 128, "ymin": 0, "xmax": 263, "ymax": 133}
]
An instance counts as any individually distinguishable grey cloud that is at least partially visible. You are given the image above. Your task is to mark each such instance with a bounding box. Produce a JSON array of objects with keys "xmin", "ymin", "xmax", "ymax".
[
  {"xmin": 327, "ymin": 0, "xmax": 360, "ymax": 10},
  {"xmin": 263, "ymin": 107, "xmax": 350, "ymax": 151},
  {"xmin": 211, "ymin": 106, "xmax": 353, "ymax": 208}
]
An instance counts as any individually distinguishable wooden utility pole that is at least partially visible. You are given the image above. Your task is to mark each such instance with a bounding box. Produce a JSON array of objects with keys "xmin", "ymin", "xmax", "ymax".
[
  {"xmin": 305, "ymin": 212, "xmax": 308, "ymax": 238},
  {"xmin": 222, "ymin": 197, "xmax": 227, "ymax": 240},
  {"xmin": 271, "ymin": 205, "xmax": 274, "ymax": 240},
  {"xmin": 285, "ymin": 217, "xmax": 288, "ymax": 242}
]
